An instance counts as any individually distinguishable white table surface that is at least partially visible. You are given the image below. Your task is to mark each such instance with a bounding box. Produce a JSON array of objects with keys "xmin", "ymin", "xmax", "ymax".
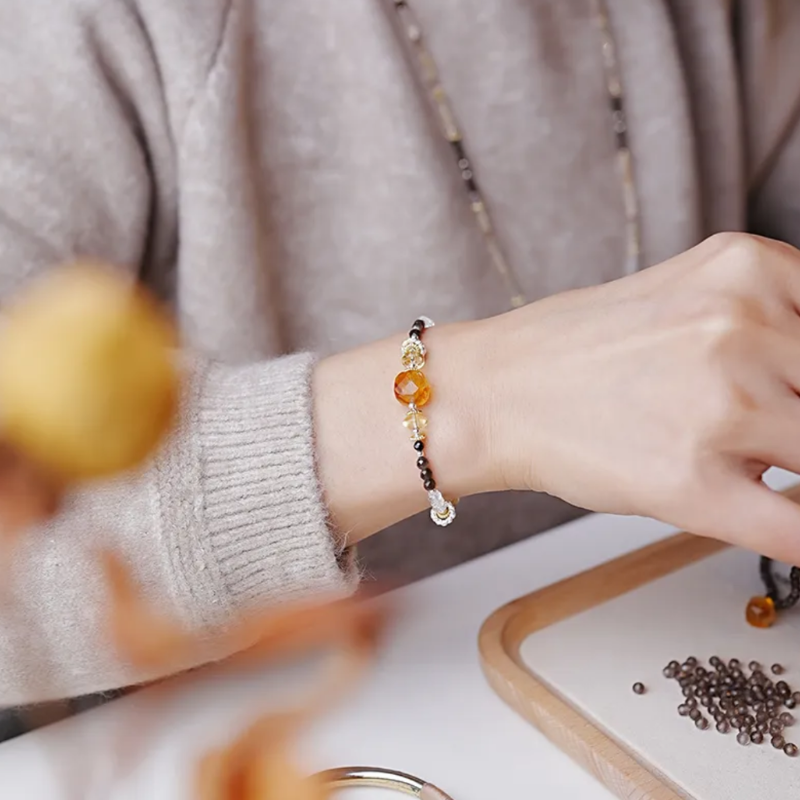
[{"xmin": 0, "ymin": 468, "xmax": 796, "ymax": 800}]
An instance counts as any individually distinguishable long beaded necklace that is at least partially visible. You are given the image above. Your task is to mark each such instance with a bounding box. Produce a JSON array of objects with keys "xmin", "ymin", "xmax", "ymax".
[{"xmin": 387, "ymin": 0, "xmax": 643, "ymax": 311}]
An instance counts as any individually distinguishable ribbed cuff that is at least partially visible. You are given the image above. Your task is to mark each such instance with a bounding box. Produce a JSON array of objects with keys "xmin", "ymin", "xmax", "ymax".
[{"xmin": 185, "ymin": 353, "xmax": 358, "ymax": 616}]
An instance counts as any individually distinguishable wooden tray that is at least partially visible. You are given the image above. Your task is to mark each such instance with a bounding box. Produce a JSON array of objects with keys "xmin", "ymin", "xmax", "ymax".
[{"xmin": 478, "ymin": 484, "xmax": 800, "ymax": 800}]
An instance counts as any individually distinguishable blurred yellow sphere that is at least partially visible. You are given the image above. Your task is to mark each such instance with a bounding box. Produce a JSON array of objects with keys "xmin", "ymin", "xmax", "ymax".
[{"xmin": 0, "ymin": 263, "xmax": 179, "ymax": 481}]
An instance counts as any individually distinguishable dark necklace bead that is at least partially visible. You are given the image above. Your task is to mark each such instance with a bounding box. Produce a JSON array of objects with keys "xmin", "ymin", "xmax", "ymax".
[
  {"xmin": 785, "ymin": 743, "xmax": 799, "ymax": 757},
  {"xmin": 423, "ymin": 478, "xmax": 436, "ymax": 491},
  {"xmin": 419, "ymin": 467, "xmax": 433, "ymax": 481},
  {"xmin": 632, "ymin": 682, "xmax": 646, "ymax": 695},
  {"xmin": 716, "ymin": 720, "xmax": 730, "ymax": 733},
  {"xmin": 413, "ymin": 440, "xmax": 425, "ymax": 452},
  {"xmin": 416, "ymin": 456, "xmax": 429, "ymax": 469},
  {"xmin": 786, "ymin": 698, "xmax": 796, "ymax": 709},
  {"xmin": 772, "ymin": 735, "xmax": 786, "ymax": 750},
  {"xmin": 695, "ymin": 717, "xmax": 709, "ymax": 730},
  {"xmin": 751, "ymin": 731, "xmax": 764, "ymax": 744}
]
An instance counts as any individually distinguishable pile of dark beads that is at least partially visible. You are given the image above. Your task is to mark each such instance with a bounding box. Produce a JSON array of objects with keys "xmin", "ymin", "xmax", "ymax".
[{"xmin": 636, "ymin": 657, "xmax": 800, "ymax": 758}]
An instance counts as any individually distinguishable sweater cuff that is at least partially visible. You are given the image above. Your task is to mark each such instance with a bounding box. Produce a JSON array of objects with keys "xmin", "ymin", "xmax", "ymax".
[{"xmin": 190, "ymin": 353, "xmax": 358, "ymax": 614}]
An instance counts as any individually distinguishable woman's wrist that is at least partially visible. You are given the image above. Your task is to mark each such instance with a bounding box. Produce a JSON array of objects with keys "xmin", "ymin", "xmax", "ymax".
[{"xmin": 311, "ymin": 319, "xmax": 493, "ymax": 546}]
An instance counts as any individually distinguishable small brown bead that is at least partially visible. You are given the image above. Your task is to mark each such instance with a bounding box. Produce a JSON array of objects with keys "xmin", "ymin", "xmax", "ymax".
[
  {"xmin": 716, "ymin": 720, "xmax": 730, "ymax": 733},
  {"xmin": 678, "ymin": 704, "xmax": 690, "ymax": 717},
  {"xmin": 786, "ymin": 698, "xmax": 797, "ymax": 709},
  {"xmin": 785, "ymin": 743, "xmax": 799, "ymax": 757},
  {"xmin": 690, "ymin": 708, "xmax": 701, "ymax": 721},
  {"xmin": 749, "ymin": 661, "xmax": 761, "ymax": 672},
  {"xmin": 695, "ymin": 717, "xmax": 709, "ymax": 730},
  {"xmin": 772, "ymin": 735, "xmax": 786, "ymax": 750},
  {"xmin": 772, "ymin": 663, "xmax": 785, "ymax": 675},
  {"xmin": 752, "ymin": 731, "xmax": 764, "ymax": 744},
  {"xmin": 737, "ymin": 731, "xmax": 750, "ymax": 745},
  {"xmin": 729, "ymin": 659, "xmax": 741, "ymax": 669},
  {"xmin": 780, "ymin": 712, "xmax": 794, "ymax": 726},
  {"xmin": 632, "ymin": 682, "xmax": 646, "ymax": 695}
]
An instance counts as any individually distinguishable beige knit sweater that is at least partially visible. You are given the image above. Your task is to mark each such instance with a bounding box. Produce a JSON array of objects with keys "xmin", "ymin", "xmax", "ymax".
[{"xmin": 1, "ymin": 0, "xmax": 799, "ymax": 703}]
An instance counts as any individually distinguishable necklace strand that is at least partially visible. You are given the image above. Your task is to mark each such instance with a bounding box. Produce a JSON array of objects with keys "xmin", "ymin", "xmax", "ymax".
[{"xmin": 388, "ymin": 0, "xmax": 643, "ymax": 310}]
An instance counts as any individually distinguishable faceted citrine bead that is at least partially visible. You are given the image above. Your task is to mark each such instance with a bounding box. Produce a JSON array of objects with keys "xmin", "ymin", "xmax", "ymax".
[
  {"xmin": 403, "ymin": 408, "xmax": 427, "ymax": 441},
  {"xmin": 393, "ymin": 370, "xmax": 431, "ymax": 407},
  {"xmin": 746, "ymin": 596, "xmax": 776, "ymax": 629}
]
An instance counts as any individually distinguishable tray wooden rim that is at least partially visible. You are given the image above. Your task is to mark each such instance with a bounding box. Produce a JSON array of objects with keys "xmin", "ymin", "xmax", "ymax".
[{"xmin": 478, "ymin": 485, "xmax": 800, "ymax": 800}]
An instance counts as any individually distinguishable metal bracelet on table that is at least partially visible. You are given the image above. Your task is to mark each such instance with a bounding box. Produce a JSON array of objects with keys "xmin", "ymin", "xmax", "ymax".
[{"xmin": 317, "ymin": 766, "xmax": 455, "ymax": 799}]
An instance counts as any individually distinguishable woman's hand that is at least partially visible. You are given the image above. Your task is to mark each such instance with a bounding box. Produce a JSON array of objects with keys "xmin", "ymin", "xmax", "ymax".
[{"xmin": 474, "ymin": 232, "xmax": 800, "ymax": 563}]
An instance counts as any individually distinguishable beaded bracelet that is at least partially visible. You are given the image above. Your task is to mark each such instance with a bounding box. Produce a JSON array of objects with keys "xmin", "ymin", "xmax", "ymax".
[
  {"xmin": 746, "ymin": 557, "xmax": 800, "ymax": 628},
  {"xmin": 393, "ymin": 317, "xmax": 457, "ymax": 527}
]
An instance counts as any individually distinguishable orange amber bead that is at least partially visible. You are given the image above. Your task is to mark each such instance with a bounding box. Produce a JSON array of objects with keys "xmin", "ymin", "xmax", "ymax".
[
  {"xmin": 393, "ymin": 370, "xmax": 431, "ymax": 407},
  {"xmin": 746, "ymin": 595, "xmax": 776, "ymax": 629}
]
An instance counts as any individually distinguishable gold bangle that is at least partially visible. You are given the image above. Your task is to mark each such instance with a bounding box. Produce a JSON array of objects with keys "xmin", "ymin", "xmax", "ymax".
[
  {"xmin": 392, "ymin": 317, "xmax": 457, "ymax": 526},
  {"xmin": 316, "ymin": 766, "xmax": 456, "ymax": 799}
]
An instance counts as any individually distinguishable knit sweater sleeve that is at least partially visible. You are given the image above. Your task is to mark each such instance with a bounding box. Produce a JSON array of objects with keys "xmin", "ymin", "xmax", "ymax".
[{"xmin": 0, "ymin": 2, "xmax": 356, "ymax": 705}]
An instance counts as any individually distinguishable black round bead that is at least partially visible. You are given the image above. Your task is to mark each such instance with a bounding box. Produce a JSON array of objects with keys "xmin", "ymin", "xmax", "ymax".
[
  {"xmin": 413, "ymin": 440, "xmax": 425, "ymax": 452},
  {"xmin": 416, "ymin": 456, "xmax": 429, "ymax": 469},
  {"xmin": 423, "ymin": 478, "xmax": 436, "ymax": 491},
  {"xmin": 772, "ymin": 663, "xmax": 785, "ymax": 675},
  {"xmin": 752, "ymin": 731, "xmax": 764, "ymax": 744},
  {"xmin": 786, "ymin": 743, "xmax": 799, "ymax": 757},
  {"xmin": 420, "ymin": 468, "xmax": 433, "ymax": 481},
  {"xmin": 632, "ymin": 682, "xmax": 646, "ymax": 695}
]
